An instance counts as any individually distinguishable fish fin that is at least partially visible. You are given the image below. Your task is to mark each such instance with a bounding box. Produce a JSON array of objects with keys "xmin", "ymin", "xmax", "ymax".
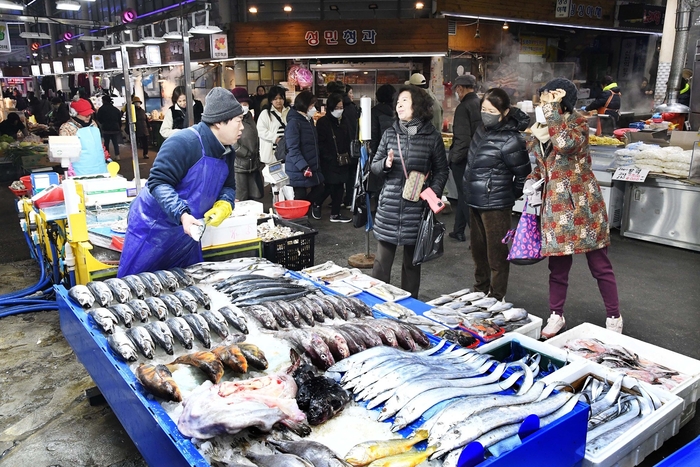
[{"xmin": 165, "ymin": 363, "xmax": 180, "ymax": 373}]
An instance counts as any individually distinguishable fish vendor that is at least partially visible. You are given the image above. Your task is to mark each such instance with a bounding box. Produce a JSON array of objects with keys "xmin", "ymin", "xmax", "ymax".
[{"xmin": 118, "ymin": 87, "xmax": 245, "ymax": 276}]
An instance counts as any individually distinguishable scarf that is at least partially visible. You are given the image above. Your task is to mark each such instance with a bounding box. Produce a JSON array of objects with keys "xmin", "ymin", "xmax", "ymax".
[{"xmin": 399, "ymin": 118, "xmax": 421, "ymax": 136}]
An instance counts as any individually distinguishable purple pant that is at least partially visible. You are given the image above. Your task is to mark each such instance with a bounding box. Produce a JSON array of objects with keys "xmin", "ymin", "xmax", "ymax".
[{"xmin": 548, "ymin": 247, "xmax": 620, "ymax": 318}]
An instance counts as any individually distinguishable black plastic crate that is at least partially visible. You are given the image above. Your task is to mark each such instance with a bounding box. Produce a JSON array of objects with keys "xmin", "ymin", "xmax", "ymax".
[{"xmin": 260, "ymin": 218, "xmax": 318, "ymax": 271}]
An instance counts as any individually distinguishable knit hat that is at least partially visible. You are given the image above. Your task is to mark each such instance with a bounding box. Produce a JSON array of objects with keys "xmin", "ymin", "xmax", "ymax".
[
  {"xmin": 453, "ymin": 74, "xmax": 476, "ymax": 88},
  {"xmin": 201, "ymin": 87, "xmax": 244, "ymax": 124},
  {"xmin": 231, "ymin": 87, "xmax": 251, "ymax": 104},
  {"xmin": 539, "ymin": 78, "xmax": 578, "ymax": 114},
  {"xmin": 70, "ymin": 98, "xmax": 94, "ymax": 116}
]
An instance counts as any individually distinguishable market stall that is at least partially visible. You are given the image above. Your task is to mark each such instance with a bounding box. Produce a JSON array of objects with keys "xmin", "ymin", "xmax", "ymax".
[{"xmin": 54, "ymin": 254, "xmax": 699, "ymax": 467}]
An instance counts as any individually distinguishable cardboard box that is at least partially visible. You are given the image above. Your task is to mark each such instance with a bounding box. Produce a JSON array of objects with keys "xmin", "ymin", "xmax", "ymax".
[
  {"xmin": 200, "ymin": 215, "xmax": 258, "ymax": 248},
  {"xmin": 540, "ymin": 361, "xmax": 684, "ymax": 467},
  {"xmin": 548, "ymin": 323, "xmax": 700, "ymax": 428}
]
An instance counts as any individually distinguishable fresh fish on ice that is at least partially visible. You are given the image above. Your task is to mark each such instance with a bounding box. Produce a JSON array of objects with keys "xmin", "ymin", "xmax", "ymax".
[
  {"xmin": 166, "ymin": 317, "xmax": 194, "ymax": 349},
  {"xmin": 169, "ymin": 267, "xmax": 194, "ymax": 286},
  {"xmin": 487, "ymin": 301, "xmax": 513, "ymax": 313},
  {"xmin": 185, "ymin": 285, "xmax": 211, "ymax": 310},
  {"xmin": 68, "ymin": 285, "xmax": 95, "ymax": 308},
  {"xmin": 171, "ymin": 350, "xmax": 225, "ymax": 383},
  {"xmin": 121, "ymin": 275, "xmax": 147, "ymax": 300},
  {"xmin": 268, "ymin": 438, "xmax": 350, "ymax": 467},
  {"xmin": 144, "ymin": 321, "xmax": 175, "ymax": 355},
  {"xmin": 127, "ymin": 326, "xmax": 156, "ymax": 359},
  {"xmin": 126, "ymin": 299, "xmax": 150, "ymax": 322},
  {"xmin": 87, "ymin": 308, "xmax": 118, "ymax": 334},
  {"xmin": 238, "ymin": 343, "xmax": 268, "ymax": 370},
  {"xmin": 144, "ymin": 297, "xmax": 168, "ymax": 321},
  {"xmin": 344, "ymin": 429, "xmax": 428, "ymax": 466},
  {"xmin": 108, "ymin": 303, "xmax": 134, "ymax": 328},
  {"xmin": 153, "ymin": 270, "xmax": 178, "ymax": 292},
  {"xmin": 201, "ymin": 309, "xmax": 230, "ymax": 339},
  {"xmin": 211, "ymin": 344, "xmax": 248, "ymax": 373},
  {"xmin": 174, "ymin": 290, "xmax": 199, "ymax": 313},
  {"xmin": 86, "ymin": 281, "xmax": 113, "ymax": 307},
  {"xmin": 471, "ymin": 297, "xmax": 498, "ymax": 309},
  {"xmin": 137, "ymin": 272, "xmax": 163, "ymax": 296},
  {"xmin": 103, "ymin": 278, "xmax": 132, "ymax": 303},
  {"xmin": 107, "ymin": 328, "xmax": 138, "ymax": 362},
  {"xmin": 136, "ymin": 363, "xmax": 182, "ymax": 402},
  {"xmin": 218, "ymin": 305, "xmax": 249, "ymax": 334},
  {"xmin": 183, "ymin": 313, "xmax": 212, "ymax": 348},
  {"xmin": 160, "ymin": 294, "xmax": 184, "ymax": 317}
]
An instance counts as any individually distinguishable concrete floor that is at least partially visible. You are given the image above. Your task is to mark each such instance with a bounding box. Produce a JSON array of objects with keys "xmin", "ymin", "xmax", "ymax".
[{"xmin": 1, "ymin": 143, "xmax": 699, "ymax": 466}]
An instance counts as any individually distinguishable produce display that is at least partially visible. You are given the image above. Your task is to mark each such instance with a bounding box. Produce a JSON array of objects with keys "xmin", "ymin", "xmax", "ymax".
[{"xmin": 589, "ymin": 135, "xmax": 624, "ymax": 146}]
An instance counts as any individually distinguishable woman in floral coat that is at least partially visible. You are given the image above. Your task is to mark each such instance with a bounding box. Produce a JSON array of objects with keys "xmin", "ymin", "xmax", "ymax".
[{"xmin": 527, "ymin": 78, "xmax": 622, "ymax": 339}]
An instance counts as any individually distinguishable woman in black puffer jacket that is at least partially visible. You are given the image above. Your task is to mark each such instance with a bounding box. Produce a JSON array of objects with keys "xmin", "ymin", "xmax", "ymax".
[
  {"xmin": 285, "ymin": 91, "xmax": 324, "ymax": 217},
  {"xmin": 371, "ymin": 85, "xmax": 449, "ymax": 298},
  {"xmin": 463, "ymin": 88, "xmax": 531, "ymax": 301}
]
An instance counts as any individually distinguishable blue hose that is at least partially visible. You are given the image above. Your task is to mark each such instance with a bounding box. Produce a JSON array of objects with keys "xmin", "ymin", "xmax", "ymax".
[
  {"xmin": 0, "ymin": 299, "xmax": 56, "ymax": 308},
  {"xmin": 0, "ymin": 303, "xmax": 59, "ymax": 319},
  {"xmin": 0, "ymin": 242, "xmax": 51, "ymax": 302}
]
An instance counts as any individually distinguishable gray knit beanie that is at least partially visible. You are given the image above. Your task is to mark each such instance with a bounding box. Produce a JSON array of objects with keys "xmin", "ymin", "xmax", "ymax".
[
  {"xmin": 539, "ymin": 78, "xmax": 578, "ymax": 114},
  {"xmin": 201, "ymin": 87, "xmax": 243, "ymax": 124}
]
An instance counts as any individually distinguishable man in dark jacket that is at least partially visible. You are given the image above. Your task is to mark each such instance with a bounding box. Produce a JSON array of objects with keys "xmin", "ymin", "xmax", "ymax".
[
  {"xmin": 96, "ymin": 96, "xmax": 123, "ymax": 161},
  {"xmin": 231, "ymin": 87, "xmax": 263, "ymax": 201},
  {"xmin": 586, "ymin": 75, "xmax": 621, "ymax": 124},
  {"xmin": 448, "ymin": 74, "xmax": 481, "ymax": 242}
]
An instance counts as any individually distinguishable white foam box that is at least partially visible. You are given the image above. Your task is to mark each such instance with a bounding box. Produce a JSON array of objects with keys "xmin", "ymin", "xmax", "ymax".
[
  {"xmin": 74, "ymin": 175, "xmax": 128, "ymax": 207},
  {"xmin": 548, "ymin": 323, "xmax": 700, "ymax": 428},
  {"xmin": 477, "ymin": 332, "xmax": 577, "ymax": 371},
  {"xmin": 509, "ymin": 313, "xmax": 543, "ymax": 340},
  {"xmin": 233, "ymin": 200, "xmax": 264, "ymax": 217},
  {"xmin": 540, "ymin": 361, "xmax": 684, "ymax": 467},
  {"xmin": 200, "ymin": 215, "xmax": 258, "ymax": 249}
]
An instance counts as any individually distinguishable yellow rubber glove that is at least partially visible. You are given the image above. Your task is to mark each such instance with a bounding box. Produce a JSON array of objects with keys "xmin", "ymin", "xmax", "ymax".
[{"xmin": 204, "ymin": 200, "xmax": 233, "ymax": 227}]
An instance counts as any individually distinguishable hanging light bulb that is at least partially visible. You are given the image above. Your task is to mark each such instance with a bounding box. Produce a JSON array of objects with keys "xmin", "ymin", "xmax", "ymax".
[{"xmin": 503, "ymin": 21, "xmax": 509, "ymax": 30}]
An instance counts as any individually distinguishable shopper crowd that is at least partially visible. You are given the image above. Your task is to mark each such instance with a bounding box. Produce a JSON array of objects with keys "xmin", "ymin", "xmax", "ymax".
[{"xmin": 2, "ymin": 70, "xmax": 627, "ymax": 340}]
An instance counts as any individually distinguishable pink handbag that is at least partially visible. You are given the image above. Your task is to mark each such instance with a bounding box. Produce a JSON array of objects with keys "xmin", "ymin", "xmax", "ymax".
[{"xmin": 502, "ymin": 200, "xmax": 544, "ymax": 265}]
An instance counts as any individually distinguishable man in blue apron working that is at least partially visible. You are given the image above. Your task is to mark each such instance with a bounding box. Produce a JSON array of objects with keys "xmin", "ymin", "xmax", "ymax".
[{"xmin": 118, "ymin": 87, "xmax": 244, "ymax": 276}]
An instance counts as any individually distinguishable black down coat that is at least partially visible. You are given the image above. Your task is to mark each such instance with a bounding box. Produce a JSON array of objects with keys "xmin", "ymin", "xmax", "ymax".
[
  {"xmin": 285, "ymin": 108, "xmax": 324, "ymax": 188},
  {"xmin": 371, "ymin": 120, "xmax": 449, "ymax": 246},
  {"xmin": 462, "ymin": 107, "xmax": 531, "ymax": 210},
  {"xmin": 316, "ymin": 113, "xmax": 350, "ymax": 184}
]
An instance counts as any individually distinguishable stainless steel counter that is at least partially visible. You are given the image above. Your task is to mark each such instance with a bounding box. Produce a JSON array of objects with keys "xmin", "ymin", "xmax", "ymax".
[{"xmin": 621, "ymin": 177, "xmax": 700, "ymax": 252}]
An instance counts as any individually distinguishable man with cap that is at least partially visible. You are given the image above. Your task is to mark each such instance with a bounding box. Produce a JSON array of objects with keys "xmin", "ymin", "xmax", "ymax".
[
  {"xmin": 448, "ymin": 74, "xmax": 482, "ymax": 242},
  {"xmin": 118, "ymin": 87, "xmax": 245, "ymax": 276},
  {"xmin": 407, "ymin": 72, "xmax": 443, "ymax": 132},
  {"xmin": 60, "ymin": 98, "xmax": 108, "ymax": 175}
]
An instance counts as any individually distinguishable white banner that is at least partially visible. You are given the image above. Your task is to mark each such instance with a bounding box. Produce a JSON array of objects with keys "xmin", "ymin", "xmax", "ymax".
[
  {"xmin": 210, "ymin": 33, "xmax": 228, "ymax": 59},
  {"xmin": 0, "ymin": 23, "xmax": 11, "ymax": 54},
  {"xmin": 145, "ymin": 45, "xmax": 161, "ymax": 65}
]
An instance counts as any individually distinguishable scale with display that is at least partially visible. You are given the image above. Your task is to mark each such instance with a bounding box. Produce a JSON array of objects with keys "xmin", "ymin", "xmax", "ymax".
[{"xmin": 263, "ymin": 161, "xmax": 291, "ymax": 203}]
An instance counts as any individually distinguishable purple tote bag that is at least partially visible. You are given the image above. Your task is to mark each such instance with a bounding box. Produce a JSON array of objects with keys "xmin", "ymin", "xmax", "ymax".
[{"xmin": 502, "ymin": 199, "xmax": 544, "ymax": 265}]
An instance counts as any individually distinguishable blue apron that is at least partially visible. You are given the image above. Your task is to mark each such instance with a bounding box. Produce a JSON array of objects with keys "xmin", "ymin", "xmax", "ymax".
[{"xmin": 117, "ymin": 128, "xmax": 229, "ymax": 276}]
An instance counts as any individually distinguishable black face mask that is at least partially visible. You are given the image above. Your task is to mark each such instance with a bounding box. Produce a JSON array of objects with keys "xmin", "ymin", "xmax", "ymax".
[{"xmin": 481, "ymin": 112, "xmax": 501, "ymax": 129}]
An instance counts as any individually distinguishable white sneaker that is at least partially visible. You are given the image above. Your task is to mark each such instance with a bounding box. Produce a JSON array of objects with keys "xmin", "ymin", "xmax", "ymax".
[
  {"xmin": 606, "ymin": 315, "xmax": 623, "ymax": 333},
  {"xmin": 541, "ymin": 312, "xmax": 566, "ymax": 339}
]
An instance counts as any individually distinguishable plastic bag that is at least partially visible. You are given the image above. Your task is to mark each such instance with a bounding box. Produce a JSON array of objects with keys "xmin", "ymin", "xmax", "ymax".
[{"xmin": 412, "ymin": 209, "xmax": 445, "ymax": 266}]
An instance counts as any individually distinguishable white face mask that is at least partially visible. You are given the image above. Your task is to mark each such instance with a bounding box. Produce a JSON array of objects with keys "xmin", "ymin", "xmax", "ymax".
[
  {"xmin": 307, "ymin": 107, "xmax": 317, "ymax": 118},
  {"xmin": 331, "ymin": 109, "xmax": 343, "ymax": 119},
  {"xmin": 241, "ymin": 105, "xmax": 249, "ymax": 115},
  {"xmin": 535, "ymin": 106, "xmax": 546, "ymax": 124}
]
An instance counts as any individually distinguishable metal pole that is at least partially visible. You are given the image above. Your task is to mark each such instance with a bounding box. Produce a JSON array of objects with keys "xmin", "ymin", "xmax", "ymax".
[
  {"xmin": 182, "ymin": 19, "xmax": 195, "ymax": 127},
  {"xmin": 120, "ymin": 44, "xmax": 141, "ymax": 193}
]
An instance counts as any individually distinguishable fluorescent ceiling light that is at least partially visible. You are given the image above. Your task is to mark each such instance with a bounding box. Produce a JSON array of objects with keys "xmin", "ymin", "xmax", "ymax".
[
  {"xmin": 0, "ymin": 0, "xmax": 24, "ymax": 10},
  {"xmin": 443, "ymin": 12, "xmax": 663, "ymax": 36},
  {"xmin": 79, "ymin": 35, "xmax": 108, "ymax": 42},
  {"xmin": 56, "ymin": 0, "xmax": 81, "ymax": 11},
  {"xmin": 189, "ymin": 25, "xmax": 221, "ymax": 34},
  {"xmin": 20, "ymin": 32, "xmax": 51, "ymax": 39}
]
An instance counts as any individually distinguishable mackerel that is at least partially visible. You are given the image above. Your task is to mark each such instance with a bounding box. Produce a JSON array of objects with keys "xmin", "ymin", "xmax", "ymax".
[
  {"xmin": 160, "ymin": 294, "xmax": 184, "ymax": 317},
  {"xmin": 174, "ymin": 290, "xmax": 199, "ymax": 313},
  {"xmin": 104, "ymin": 278, "xmax": 132, "ymax": 303},
  {"xmin": 185, "ymin": 285, "xmax": 211, "ymax": 310},
  {"xmin": 218, "ymin": 305, "xmax": 249, "ymax": 334},
  {"xmin": 144, "ymin": 321, "xmax": 175, "ymax": 355},
  {"xmin": 235, "ymin": 290, "xmax": 311, "ymax": 307}
]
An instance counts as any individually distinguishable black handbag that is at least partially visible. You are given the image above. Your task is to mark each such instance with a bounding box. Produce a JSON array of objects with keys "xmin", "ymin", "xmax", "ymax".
[
  {"xmin": 332, "ymin": 132, "xmax": 350, "ymax": 166},
  {"xmin": 270, "ymin": 110, "xmax": 287, "ymax": 161},
  {"xmin": 350, "ymin": 139, "xmax": 362, "ymax": 159},
  {"xmin": 412, "ymin": 208, "xmax": 445, "ymax": 266}
]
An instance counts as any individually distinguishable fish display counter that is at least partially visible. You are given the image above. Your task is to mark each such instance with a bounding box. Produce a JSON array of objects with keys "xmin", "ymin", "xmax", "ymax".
[{"xmin": 56, "ymin": 258, "xmax": 595, "ymax": 467}]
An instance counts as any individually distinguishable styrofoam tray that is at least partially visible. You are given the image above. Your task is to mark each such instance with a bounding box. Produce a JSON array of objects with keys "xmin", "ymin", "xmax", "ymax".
[
  {"xmin": 540, "ymin": 361, "xmax": 684, "ymax": 467},
  {"xmin": 478, "ymin": 332, "xmax": 576, "ymax": 366},
  {"xmin": 547, "ymin": 323, "xmax": 700, "ymax": 428},
  {"xmin": 509, "ymin": 314, "xmax": 543, "ymax": 340}
]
